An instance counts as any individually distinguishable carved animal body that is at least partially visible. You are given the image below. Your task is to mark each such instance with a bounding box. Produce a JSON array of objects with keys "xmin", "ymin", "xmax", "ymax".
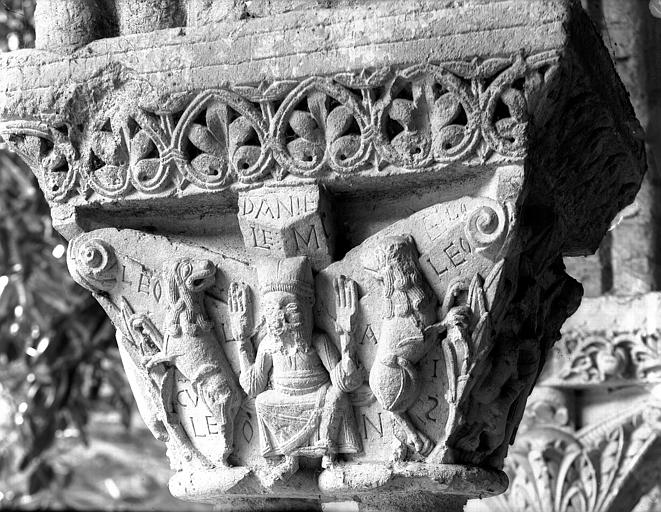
[
  {"xmin": 158, "ymin": 258, "xmax": 240, "ymax": 464},
  {"xmin": 363, "ymin": 235, "xmax": 439, "ymax": 458},
  {"xmin": 370, "ymin": 317, "xmax": 430, "ymax": 413}
]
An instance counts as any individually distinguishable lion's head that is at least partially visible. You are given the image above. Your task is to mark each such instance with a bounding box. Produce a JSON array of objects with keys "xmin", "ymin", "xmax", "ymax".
[{"xmin": 164, "ymin": 258, "xmax": 215, "ymax": 336}]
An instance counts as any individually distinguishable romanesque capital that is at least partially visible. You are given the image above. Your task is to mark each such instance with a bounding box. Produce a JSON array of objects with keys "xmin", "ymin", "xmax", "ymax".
[
  {"xmin": 0, "ymin": 1, "xmax": 646, "ymax": 510},
  {"xmin": 472, "ymin": 294, "xmax": 661, "ymax": 512}
]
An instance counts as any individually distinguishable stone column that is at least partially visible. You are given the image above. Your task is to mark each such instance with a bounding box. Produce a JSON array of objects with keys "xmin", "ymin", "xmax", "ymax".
[{"xmin": 0, "ymin": 1, "xmax": 646, "ymax": 511}]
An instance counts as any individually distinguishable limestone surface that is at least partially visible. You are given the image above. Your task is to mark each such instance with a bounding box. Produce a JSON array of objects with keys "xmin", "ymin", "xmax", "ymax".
[{"xmin": 0, "ymin": 1, "xmax": 647, "ymax": 510}]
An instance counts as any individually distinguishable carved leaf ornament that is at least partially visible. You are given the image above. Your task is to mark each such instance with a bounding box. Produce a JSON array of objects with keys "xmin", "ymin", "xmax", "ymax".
[
  {"xmin": 0, "ymin": 52, "xmax": 560, "ymax": 203},
  {"xmin": 485, "ymin": 399, "xmax": 661, "ymax": 512},
  {"xmin": 556, "ymin": 331, "xmax": 661, "ymax": 384}
]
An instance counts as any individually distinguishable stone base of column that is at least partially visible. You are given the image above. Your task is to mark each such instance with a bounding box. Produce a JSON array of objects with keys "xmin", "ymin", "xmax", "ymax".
[
  {"xmin": 211, "ymin": 498, "xmax": 323, "ymax": 511},
  {"xmin": 211, "ymin": 495, "xmax": 467, "ymax": 512},
  {"xmin": 352, "ymin": 493, "xmax": 467, "ymax": 512},
  {"xmin": 173, "ymin": 462, "xmax": 505, "ymax": 511}
]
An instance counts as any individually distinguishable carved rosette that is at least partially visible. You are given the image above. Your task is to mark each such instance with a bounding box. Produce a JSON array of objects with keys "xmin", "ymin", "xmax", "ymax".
[{"xmin": 0, "ymin": 0, "xmax": 646, "ymax": 510}]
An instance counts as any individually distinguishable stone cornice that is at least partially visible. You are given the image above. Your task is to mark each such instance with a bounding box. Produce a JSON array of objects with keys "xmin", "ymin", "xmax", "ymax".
[
  {"xmin": 0, "ymin": 52, "xmax": 559, "ymax": 202},
  {"xmin": 0, "ymin": 1, "xmax": 567, "ymax": 105}
]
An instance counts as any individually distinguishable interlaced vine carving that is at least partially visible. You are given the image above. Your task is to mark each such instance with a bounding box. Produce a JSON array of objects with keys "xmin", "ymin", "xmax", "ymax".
[{"xmin": 0, "ymin": 51, "xmax": 560, "ymax": 204}]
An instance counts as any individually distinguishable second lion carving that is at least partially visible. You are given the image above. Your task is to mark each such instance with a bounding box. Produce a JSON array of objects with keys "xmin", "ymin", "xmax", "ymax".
[{"xmin": 363, "ymin": 235, "xmax": 472, "ymax": 461}]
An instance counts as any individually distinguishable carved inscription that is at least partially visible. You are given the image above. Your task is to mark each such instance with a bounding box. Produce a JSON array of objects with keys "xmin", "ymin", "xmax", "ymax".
[
  {"xmin": 425, "ymin": 237, "xmax": 473, "ymax": 277},
  {"xmin": 362, "ymin": 412, "xmax": 385, "ymax": 440},
  {"xmin": 237, "ymin": 186, "xmax": 334, "ymax": 270},
  {"xmin": 423, "ymin": 200, "xmax": 470, "ymax": 242},
  {"xmin": 174, "ymin": 373, "xmax": 227, "ymax": 445},
  {"xmin": 118, "ymin": 259, "xmax": 162, "ymax": 302},
  {"xmin": 360, "ymin": 325, "xmax": 378, "ymax": 345},
  {"xmin": 417, "ymin": 200, "xmax": 509, "ymax": 300},
  {"xmin": 241, "ymin": 417, "xmax": 255, "ymax": 444},
  {"xmin": 239, "ymin": 193, "xmax": 319, "ymax": 220}
]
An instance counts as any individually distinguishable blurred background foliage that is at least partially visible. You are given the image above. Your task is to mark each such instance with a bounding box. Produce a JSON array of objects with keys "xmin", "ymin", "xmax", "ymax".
[{"xmin": 0, "ymin": 2, "xmax": 205, "ymax": 509}]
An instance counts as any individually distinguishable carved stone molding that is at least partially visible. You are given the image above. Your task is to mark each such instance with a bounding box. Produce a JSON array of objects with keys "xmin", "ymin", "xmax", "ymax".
[
  {"xmin": 0, "ymin": 53, "xmax": 560, "ymax": 204},
  {"xmin": 0, "ymin": 0, "xmax": 646, "ymax": 510},
  {"xmin": 541, "ymin": 294, "xmax": 661, "ymax": 388},
  {"xmin": 469, "ymin": 295, "xmax": 661, "ymax": 512}
]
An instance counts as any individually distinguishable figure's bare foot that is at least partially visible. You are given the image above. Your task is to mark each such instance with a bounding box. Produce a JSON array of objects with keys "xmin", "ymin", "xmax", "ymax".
[
  {"xmin": 168, "ymin": 445, "xmax": 214, "ymax": 471},
  {"xmin": 259, "ymin": 455, "xmax": 299, "ymax": 487},
  {"xmin": 318, "ymin": 440, "xmax": 338, "ymax": 469},
  {"xmin": 321, "ymin": 454, "xmax": 334, "ymax": 469}
]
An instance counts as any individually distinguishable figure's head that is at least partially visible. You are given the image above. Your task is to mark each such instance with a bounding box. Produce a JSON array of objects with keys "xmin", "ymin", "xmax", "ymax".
[
  {"xmin": 261, "ymin": 291, "xmax": 313, "ymax": 348},
  {"xmin": 362, "ymin": 235, "xmax": 430, "ymax": 319},
  {"xmin": 165, "ymin": 258, "xmax": 216, "ymax": 294},
  {"xmin": 257, "ymin": 257, "xmax": 315, "ymax": 347},
  {"xmin": 163, "ymin": 258, "xmax": 216, "ymax": 336}
]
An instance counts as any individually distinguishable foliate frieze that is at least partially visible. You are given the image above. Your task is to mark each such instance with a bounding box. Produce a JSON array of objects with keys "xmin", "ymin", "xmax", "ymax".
[
  {"xmin": 0, "ymin": 52, "xmax": 560, "ymax": 205},
  {"xmin": 543, "ymin": 329, "xmax": 661, "ymax": 386},
  {"xmin": 539, "ymin": 295, "xmax": 661, "ymax": 387}
]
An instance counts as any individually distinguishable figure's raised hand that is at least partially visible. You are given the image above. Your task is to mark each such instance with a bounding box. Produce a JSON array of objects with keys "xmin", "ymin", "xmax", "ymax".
[
  {"xmin": 228, "ymin": 282, "xmax": 252, "ymax": 342},
  {"xmin": 334, "ymin": 275, "xmax": 357, "ymax": 337}
]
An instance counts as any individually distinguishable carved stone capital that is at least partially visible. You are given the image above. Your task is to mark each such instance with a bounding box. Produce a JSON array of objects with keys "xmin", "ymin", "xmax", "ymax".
[
  {"xmin": 471, "ymin": 294, "xmax": 661, "ymax": 512},
  {"xmin": 469, "ymin": 389, "xmax": 661, "ymax": 512},
  {"xmin": 541, "ymin": 293, "xmax": 661, "ymax": 388},
  {"xmin": 0, "ymin": 0, "xmax": 646, "ymax": 510}
]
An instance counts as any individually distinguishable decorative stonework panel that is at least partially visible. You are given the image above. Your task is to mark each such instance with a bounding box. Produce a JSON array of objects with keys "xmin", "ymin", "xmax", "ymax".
[
  {"xmin": 0, "ymin": 53, "xmax": 560, "ymax": 205},
  {"xmin": 60, "ymin": 184, "xmax": 586, "ymax": 503},
  {"xmin": 554, "ymin": 330, "xmax": 661, "ymax": 384},
  {"xmin": 541, "ymin": 295, "xmax": 661, "ymax": 387},
  {"xmin": 470, "ymin": 295, "xmax": 661, "ymax": 512},
  {"xmin": 314, "ymin": 196, "xmax": 517, "ymax": 466},
  {"xmin": 0, "ymin": 0, "xmax": 647, "ymax": 510},
  {"xmin": 470, "ymin": 386, "xmax": 661, "ymax": 512}
]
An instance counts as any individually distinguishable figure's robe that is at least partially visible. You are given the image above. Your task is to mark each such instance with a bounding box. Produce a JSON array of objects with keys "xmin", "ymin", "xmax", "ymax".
[{"xmin": 240, "ymin": 332, "xmax": 361, "ymax": 457}]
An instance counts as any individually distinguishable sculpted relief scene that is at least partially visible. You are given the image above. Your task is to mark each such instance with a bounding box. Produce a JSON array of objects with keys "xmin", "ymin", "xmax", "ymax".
[
  {"xmin": 0, "ymin": 0, "xmax": 648, "ymax": 510},
  {"xmin": 64, "ymin": 189, "xmax": 522, "ymax": 498}
]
